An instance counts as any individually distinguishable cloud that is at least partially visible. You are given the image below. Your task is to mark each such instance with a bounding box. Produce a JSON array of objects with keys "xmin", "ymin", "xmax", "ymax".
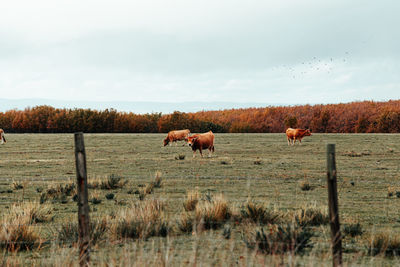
[{"xmin": 0, "ymin": 0, "xmax": 399, "ymax": 109}]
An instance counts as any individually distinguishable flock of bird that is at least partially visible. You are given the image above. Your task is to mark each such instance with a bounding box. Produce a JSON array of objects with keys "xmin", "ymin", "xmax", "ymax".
[{"xmin": 271, "ymin": 51, "xmax": 351, "ymax": 80}]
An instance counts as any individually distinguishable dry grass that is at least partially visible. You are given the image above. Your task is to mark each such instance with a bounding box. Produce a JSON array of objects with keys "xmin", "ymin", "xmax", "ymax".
[
  {"xmin": 0, "ymin": 203, "xmax": 44, "ymax": 251},
  {"xmin": 368, "ymin": 231, "xmax": 400, "ymax": 257},
  {"xmin": 11, "ymin": 180, "xmax": 24, "ymax": 190},
  {"xmin": 100, "ymin": 174, "xmax": 127, "ymax": 190},
  {"xmin": 177, "ymin": 212, "xmax": 195, "ymax": 234},
  {"xmin": 153, "ymin": 171, "xmax": 162, "ymax": 188},
  {"xmin": 2, "ymin": 133, "xmax": 400, "ymax": 265},
  {"xmin": 90, "ymin": 190, "xmax": 102, "ymax": 204},
  {"xmin": 111, "ymin": 199, "xmax": 169, "ymax": 240},
  {"xmin": 195, "ymin": 194, "xmax": 231, "ymax": 230},
  {"xmin": 299, "ymin": 179, "xmax": 312, "ymax": 191},
  {"xmin": 57, "ymin": 218, "xmax": 108, "ymax": 246},
  {"xmin": 240, "ymin": 201, "xmax": 281, "ymax": 225},
  {"xmin": 7, "ymin": 202, "xmax": 54, "ymax": 224},
  {"xmin": 242, "ymin": 223, "xmax": 314, "ymax": 255},
  {"xmin": 292, "ymin": 203, "xmax": 329, "ymax": 227},
  {"xmin": 183, "ymin": 189, "xmax": 200, "ymax": 211},
  {"xmin": 40, "ymin": 182, "xmax": 76, "ymax": 204}
]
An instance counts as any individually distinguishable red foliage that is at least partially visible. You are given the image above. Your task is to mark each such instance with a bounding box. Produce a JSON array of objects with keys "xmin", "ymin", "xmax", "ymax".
[{"xmin": 1, "ymin": 100, "xmax": 400, "ymax": 133}]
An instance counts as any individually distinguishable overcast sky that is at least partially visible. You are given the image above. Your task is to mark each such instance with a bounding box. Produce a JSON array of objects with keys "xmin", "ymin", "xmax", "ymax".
[{"xmin": 0, "ymin": 0, "xmax": 399, "ymax": 111}]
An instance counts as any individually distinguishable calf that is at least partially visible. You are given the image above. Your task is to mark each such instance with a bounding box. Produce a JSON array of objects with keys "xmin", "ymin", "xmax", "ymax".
[
  {"xmin": 186, "ymin": 131, "xmax": 215, "ymax": 158},
  {"xmin": 163, "ymin": 129, "xmax": 190, "ymax": 146},
  {"xmin": 0, "ymin": 129, "xmax": 5, "ymax": 144},
  {"xmin": 286, "ymin": 128, "xmax": 312, "ymax": 145}
]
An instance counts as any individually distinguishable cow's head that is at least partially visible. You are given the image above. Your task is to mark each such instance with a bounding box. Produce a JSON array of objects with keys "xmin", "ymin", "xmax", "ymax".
[
  {"xmin": 305, "ymin": 129, "xmax": 312, "ymax": 136},
  {"xmin": 186, "ymin": 136, "xmax": 198, "ymax": 147},
  {"xmin": 163, "ymin": 138, "xmax": 169, "ymax": 146}
]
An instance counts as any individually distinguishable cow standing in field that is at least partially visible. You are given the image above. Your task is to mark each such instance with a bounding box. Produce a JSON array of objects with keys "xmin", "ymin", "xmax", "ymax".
[
  {"xmin": 286, "ymin": 128, "xmax": 312, "ymax": 145},
  {"xmin": 163, "ymin": 129, "xmax": 191, "ymax": 146},
  {"xmin": 0, "ymin": 129, "xmax": 6, "ymax": 144},
  {"xmin": 186, "ymin": 131, "xmax": 215, "ymax": 158}
]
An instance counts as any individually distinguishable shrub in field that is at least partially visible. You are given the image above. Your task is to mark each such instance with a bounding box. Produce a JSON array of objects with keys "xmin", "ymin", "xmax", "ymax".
[
  {"xmin": 40, "ymin": 182, "xmax": 76, "ymax": 203},
  {"xmin": 105, "ymin": 193, "xmax": 115, "ymax": 200},
  {"xmin": 183, "ymin": 189, "xmax": 200, "ymax": 211},
  {"xmin": 292, "ymin": 203, "xmax": 329, "ymax": 227},
  {"xmin": 343, "ymin": 222, "xmax": 363, "ymax": 237},
  {"xmin": 11, "ymin": 181, "xmax": 24, "ymax": 190},
  {"xmin": 253, "ymin": 158, "xmax": 262, "ymax": 165},
  {"xmin": 87, "ymin": 177, "xmax": 102, "ymax": 189},
  {"xmin": 0, "ymin": 205, "xmax": 43, "ymax": 251},
  {"xmin": 240, "ymin": 201, "xmax": 280, "ymax": 225},
  {"xmin": 138, "ymin": 174, "xmax": 163, "ymax": 200},
  {"xmin": 144, "ymin": 183, "xmax": 155, "ymax": 195},
  {"xmin": 0, "ymin": 223, "xmax": 42, "ymax": 252},
  {"xmin": 111, "ymin": 199, "xmax": 169, "ymax": 240},
  {"xmin": 387, "ymin": 186, "xmax": 395, "ymax": 197},
  {"xmin": 368, "ymin": 231, "xmax": 400, "ymax": 257},
  {"xmin": 195, "ymin": 194, "xmax": 231, "ymax": 230},
  {"xmin": 175, "ymin": 154, "xmax": 185, "ymax": 160},
  {"xmin": 153, "ymin": 171, "xmax": 162, "ymax": 188},
  {"xmin": 177, "ymin": 212, "xmax": 195, "ymax": 234},
  {"xmin": 243, "ymin": 223, "xmax": 313, "ymax": 255},
  {"xmin": 9, "ymin": 202, "xmax": 53, "ymax": 224},
  {"xmin": 90, "ymin": 190, "xmax": 102, "ymax": 205},
  {"xmin": 100, "ymin": 174, "xmax": 127, "ymax": 190},
  {"xmin": 57, "ymin": 218, "xmax": 108, "ymax": 246},
  {"xmin": 299, "ymin": 180, "xmax": 312, "ymax": 191}
]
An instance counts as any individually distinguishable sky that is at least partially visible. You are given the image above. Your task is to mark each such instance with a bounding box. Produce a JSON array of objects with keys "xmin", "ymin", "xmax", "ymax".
[{"xmin": 0, "ymin": 0, "xmax": 399, "ymax": 112}]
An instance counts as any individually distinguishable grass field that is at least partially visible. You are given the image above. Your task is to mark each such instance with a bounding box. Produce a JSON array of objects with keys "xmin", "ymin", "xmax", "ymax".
[{"xmin": 1, "ymin": 133, "xmax": 400, "ymax": 266}]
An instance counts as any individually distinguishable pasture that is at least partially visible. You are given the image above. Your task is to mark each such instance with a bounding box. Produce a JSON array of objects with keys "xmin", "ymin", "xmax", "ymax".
[{"xmin": 1, "ymin": 133, "xmax": 400, "ymax": 266}]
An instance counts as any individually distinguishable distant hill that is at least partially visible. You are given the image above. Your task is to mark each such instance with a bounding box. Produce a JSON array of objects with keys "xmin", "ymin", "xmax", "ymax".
[{"xmin": 0, "ymin": 99, "xmax": 275, "ymax": 114}]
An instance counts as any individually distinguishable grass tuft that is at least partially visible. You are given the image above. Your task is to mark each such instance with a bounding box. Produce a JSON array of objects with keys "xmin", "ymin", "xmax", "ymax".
[
  {"xmin": 111, "ymin": 199, "xmax": 169, "ymax": 240},
  {"xmin": 183, "ymin": 189, "xmax": 200, "ymax": 211},
  {"xmin": 11, "ymin": 181, "xmax": 24, "ymax": 190},
  {"xmin": 57, "ymin": 218, "xmax": 108, "ymax": 246},
  {"xmin": 368, "ymin": 231, "xmax": 400, "ymax": 257},
  {"xmin": 243, "ymin": 223, "xmax": 314, "ymax": 255},
  {"xmin": 177, "ymin": 212, "xmax": 195, "ymax": 234},
  {"xmin": 40, "ymin": 182, "xmax": 76, "ymax": 204},
  {"xmin": 100, "ymin": 174, "xmax": 127, "ymax": 190},
  {"xmin": 343, "ymin": 222, "xmax": 363, "ymax": 237},
  {"xmin": 299, "ymin": 179, "xmax": 312, "ymax": 191},
  {"xmin": 292, "ymin": 203, "xmax": 329, "ymax": 227},
  {"xmin": 195, "ymin": 194, "xmax": 231, "ymax": 230},
  {"xmin": 240, "ymin": 201, "xmax": 280, "ymax": 225}
]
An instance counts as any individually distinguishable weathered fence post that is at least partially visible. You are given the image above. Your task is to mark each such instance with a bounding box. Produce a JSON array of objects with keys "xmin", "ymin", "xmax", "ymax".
[
  {"xmin": 74, "ymin": 132, "xmax": 90, "ymax": 266},
  {"xmin": 326, "ymin": 144, "xmax": 342, "ymax": 267}
]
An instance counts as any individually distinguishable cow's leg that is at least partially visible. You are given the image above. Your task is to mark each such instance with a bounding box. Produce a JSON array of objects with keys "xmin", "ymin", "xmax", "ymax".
[
  {"xmin": 293, "ymin": 138, "xmax": 296, "ymax": 145},
  {"xmin": 287, "ymin": 138, "xmax": 291, "ymax": 146},
  {"xmin": 208, "ymin": 147, "xmax": 212, "ymax": 157},
  {"xmin": 192, "ymin": 150, "xmax": 196, "ymax": 158},
  {"xmin": 199, "ymin": 148, "xmax": 203, "ymax": 157},
  {"xmin": 299, "ymin": 138, "xmax": 302, "ymax": 145}
]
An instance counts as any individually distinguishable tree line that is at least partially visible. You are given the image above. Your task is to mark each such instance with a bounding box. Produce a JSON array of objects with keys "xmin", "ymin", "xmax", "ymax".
[{"xmin": 1, "ymin": 100, "xmax": 400, "ymax": 133}]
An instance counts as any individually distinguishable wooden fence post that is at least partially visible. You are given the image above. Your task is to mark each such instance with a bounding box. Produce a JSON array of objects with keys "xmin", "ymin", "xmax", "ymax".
[
  {"xmin": 74, "ymin": 132, "xmax": 90, "ymax": 266},
  {"xmin": 326, "ymin": 144, "xmax": 342, "ymax": 267}
]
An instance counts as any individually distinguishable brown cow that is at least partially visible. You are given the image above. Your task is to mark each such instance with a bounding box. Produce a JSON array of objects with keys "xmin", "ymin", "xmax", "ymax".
[
  {"xmin": 0, "ymin": 129, "xmax": 6, "ymax": 144},
  {"xmin": 286, "ymin": 128, "xmax": 312, "ymax": 145},
  {"xmin": 163, "ymin": 129, "xmax": 190, "ymax": 146},
  {"xmin": 186, "ymin": 131, "xmax": 215, "ymax": 158}
]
